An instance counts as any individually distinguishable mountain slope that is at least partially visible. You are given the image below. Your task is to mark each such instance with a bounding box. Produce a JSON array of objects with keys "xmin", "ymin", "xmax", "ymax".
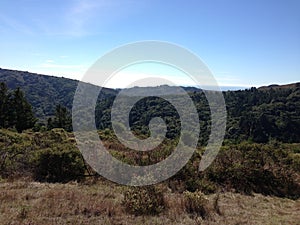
[
  {"xmin": 0, "ymin": 68, "xmax": 117, "ymax": 120},
  {"xmin": 1, "ymin": 68, "xmax": 299, "ymax": 143}
]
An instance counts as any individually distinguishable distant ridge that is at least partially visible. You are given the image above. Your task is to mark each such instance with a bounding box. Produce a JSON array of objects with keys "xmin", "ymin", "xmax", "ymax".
[
  {"xmin": 258, "ymin": 82, "xmax": 300, "ymax": 90},
  {"xmin": 0, "ymin": 67, "xmax": 299, "ymax": 120}
]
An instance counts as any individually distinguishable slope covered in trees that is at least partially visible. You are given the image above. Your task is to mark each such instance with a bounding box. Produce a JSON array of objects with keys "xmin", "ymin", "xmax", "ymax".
[
  {"xmin": 0, "ymin": 68, "xmax": 117, "ymax": 120},
  {"xmin": 0, "ymin": 68, "xmax": 299, "ymax": 143},
  {"xmin": 95, "ymin": 84, "xmax": 300, "ymax": 144}
]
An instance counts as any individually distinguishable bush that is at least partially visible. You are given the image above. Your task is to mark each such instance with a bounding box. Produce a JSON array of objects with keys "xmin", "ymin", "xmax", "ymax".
[
  {"xmin": 122, "ymin": 186, "xmax": 165, "ymax": 215},
  {"xmin": 34, "ymin": 144, "xmax": 85, "ymax": 183},
  {"xmin": 183, "ymin": 190, "xmax": 209, "ymax": 218},
  {"xmin": 0, "ymin": 129, "xmax": 34, "ymax": 178},
  {"xmin": 205, "ymin": 143, "xmax": 300, "ymax": 198}
]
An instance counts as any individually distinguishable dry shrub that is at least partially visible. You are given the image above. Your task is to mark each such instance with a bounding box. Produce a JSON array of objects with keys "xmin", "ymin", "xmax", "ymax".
[
  {"xmin": 183, "ymin": 190, "xmax": 210, "ymax": 219},
  {"xmin": 164, "ymin": 192, "xmax": 187, "ymax": 221},
  {"xmin": 122, "ymin": 186, "xmax": 165, "ymax": 215}
]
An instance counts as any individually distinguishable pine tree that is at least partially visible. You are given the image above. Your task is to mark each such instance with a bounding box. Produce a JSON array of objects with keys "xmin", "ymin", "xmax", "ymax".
[
  {"xmin": 12, "ymin": 87, "xmax": 37, "ymax": 132},
  {"xmin": 48, "ymin": 104, "xmax": 72, "ymax": 131},
  {"xmin": 0, "ymin": 82, "xmax": 9, "ymax": 128}
]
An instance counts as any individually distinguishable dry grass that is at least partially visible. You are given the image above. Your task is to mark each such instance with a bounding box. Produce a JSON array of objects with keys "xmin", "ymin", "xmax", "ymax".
[{"xmin": 0, "ymin": 179, "xmax": 299, "ymax": 225}]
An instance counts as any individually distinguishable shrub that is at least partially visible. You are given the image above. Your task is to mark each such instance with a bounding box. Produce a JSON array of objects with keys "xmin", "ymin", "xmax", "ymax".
[
  {"xmin": 204, "ymin": 143, "xmax": 300, "ymax": 198},
  {"xmin": 122, "ymin": 186, "xmax": 165, "ymax": 215},
  {"xmin": 34, "ymin": 144, "xmax": 85, "ymax": 183},
  {"xmin": 183, "ymin": 190, "xmax": 209, "ymax": 218},
  {"xmin": 0, "ymin": 130, "xmax": 34, "ymax": 178}
]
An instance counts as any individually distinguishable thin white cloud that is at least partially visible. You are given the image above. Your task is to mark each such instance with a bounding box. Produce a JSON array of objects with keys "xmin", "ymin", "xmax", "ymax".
[
  {"xmin": 0, "ymin": 14, "xmax": 34, "ymax": 35},
  {"xmin": 0, "ymin": 0, "xmax": 143, "ymax": 37},
  {"xmin": 62, "ymin": 0, "xmax": 143, "ymax": 37},
  {"xmin": 64, "ymin": 0, "xmax": 117, "ymax": 36}
]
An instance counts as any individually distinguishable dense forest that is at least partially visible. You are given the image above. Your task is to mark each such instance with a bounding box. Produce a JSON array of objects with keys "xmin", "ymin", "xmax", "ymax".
[{"xmin": 1, "ymin": 68, "xmax": 299, "ymax": 143}]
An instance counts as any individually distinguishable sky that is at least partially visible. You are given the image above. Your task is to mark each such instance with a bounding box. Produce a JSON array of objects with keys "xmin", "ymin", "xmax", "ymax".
[{"xmin": 0, "ymin": 0, "xmax": 299, "ymax": 88}]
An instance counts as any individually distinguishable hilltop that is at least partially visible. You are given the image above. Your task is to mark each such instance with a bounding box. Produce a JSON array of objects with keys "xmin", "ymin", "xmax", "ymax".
[
  {"xmin": 0, "ymin": 68, "xmax": 117, "ymax": 120},
  {"xmin": 258, "ymin": 82, "xmax": 300, "ymax": 90}
]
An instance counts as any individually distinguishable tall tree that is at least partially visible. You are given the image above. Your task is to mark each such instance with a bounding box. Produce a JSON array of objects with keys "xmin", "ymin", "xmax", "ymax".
[
  {"xmin": 12, "ymin": 87, "xmax": 37, "ymax": 132},
  {"xmin": 48, "ymin": 104, "xmax": 72, "ymax": 131},
  {"xmin": 0, "ymin": 82, "xmax": 9, "ymax": 128}
]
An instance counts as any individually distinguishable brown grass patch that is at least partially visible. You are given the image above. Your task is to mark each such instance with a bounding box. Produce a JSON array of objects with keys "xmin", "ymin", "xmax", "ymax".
[{"xmin": 0, "ymin": 180, "xmax": 299, "ymax": 224}]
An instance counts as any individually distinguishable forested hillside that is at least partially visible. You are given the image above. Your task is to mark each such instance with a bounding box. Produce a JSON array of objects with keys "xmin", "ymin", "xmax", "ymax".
[
  {"xmin": 0, "ymin": 68, "xmax": 117, "ymax": 119},
  {"xmin": 0, "ymin": 68, "xmax": 299, "ymax": 143}
]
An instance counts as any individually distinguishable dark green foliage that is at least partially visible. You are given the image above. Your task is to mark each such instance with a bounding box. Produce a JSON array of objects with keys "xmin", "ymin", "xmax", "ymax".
[
  {"xmin": 47, "ymin": 104, "xmax": 72, "ymax": 131},
  {"xmin": 128, "ymin": 96, "xmax": 181, "ymax": 139},
  {"xmin": 0, "ymin": 82, "xmax": 11, "ymax": 128},
  {"xmin": 224, "ymin": 86, "xmax": 300, "ymax": 143},
  {"xmin": 202, "ymin": 143, "xmax": 300, "ymax": 199},
  {"xmin": 123, "ymin": 186, "xmax": 165, "ymax": 215},
  {"xmin": 1, "ymin": 68, "xmax": 299, "ymax": 143},
  {"xmin": 34, "ymin": 145, "xmax": 85, "ymax": 183},
  {"xmin": 0, "ymin": 129, "xmax": 34, "ymax": 178},
  {"xmin": 0, "ymin": 83, "xmax": 36, "ymax": 132},
  {"xmin": 0, "ymin": 68, "xmax": 117, "ymax": 120},
  {"xmin": 95, "ymin": 85, "xmax": 300, "ymax": 145},
  {"xmin": 12, "ymin": 88, "xmax": 37, "ymax": 132},
  {"xmin": 32, "ymin": 129, "xmax": 86, "ymax": 183},
  {"xmin": 0, "ymin": 128, "xmax": 87, "ymax": 182},
  {"xmin": 167, "ymin": 142, "xmax": 300, "ymax": 199}
]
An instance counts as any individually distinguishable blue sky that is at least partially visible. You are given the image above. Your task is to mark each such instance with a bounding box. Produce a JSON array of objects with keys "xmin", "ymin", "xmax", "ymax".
[{"xmin": 0, "ymin": 0, "xmax": 299, "ymax": 88}]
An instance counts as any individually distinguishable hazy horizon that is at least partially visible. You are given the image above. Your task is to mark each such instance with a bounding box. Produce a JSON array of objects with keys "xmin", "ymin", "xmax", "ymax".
[{"xmin": 2, "ymin": 66, "xmax": 298, "ymax": 92}]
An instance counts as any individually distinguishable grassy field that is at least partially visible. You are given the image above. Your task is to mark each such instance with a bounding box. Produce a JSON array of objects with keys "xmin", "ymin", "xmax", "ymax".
[{"xmin": 1, "ymin": 179, "xmax": 299, "ymax": 225}]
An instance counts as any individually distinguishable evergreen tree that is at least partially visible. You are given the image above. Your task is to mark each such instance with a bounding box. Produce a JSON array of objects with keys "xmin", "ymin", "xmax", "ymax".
[
  {"xmin": 48, "ymin": 104, "xmax": 72, "ymax": 131},
  {"xmin": 12, "ymin": 87, "xmax": 37, "ymax": 132},
  {"xmin": 0, "ymin": 82, "xmax": 9, "ymax": 128}
]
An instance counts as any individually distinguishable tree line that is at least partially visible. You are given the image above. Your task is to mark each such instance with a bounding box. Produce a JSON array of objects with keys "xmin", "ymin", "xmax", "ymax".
[
  {"xmin": 1, "ymin": 80, "xmax": 300, "ymax": 144},
  {"xmin": 0, "ymin": 82, "xmax": 72, "ymax": 132}
]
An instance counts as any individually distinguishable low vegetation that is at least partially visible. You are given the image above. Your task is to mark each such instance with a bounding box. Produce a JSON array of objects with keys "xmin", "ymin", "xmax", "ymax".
[
  {"xmin": 0, "ymin": 180, "xmax": 299, "ymax": 225},
  {"xmin": 123, "ymin": 186, "xmax": 165, "ymax": 216},
  {"xmin": 1, "ymin": 128, "xmax": 299, "ymax": 199}
]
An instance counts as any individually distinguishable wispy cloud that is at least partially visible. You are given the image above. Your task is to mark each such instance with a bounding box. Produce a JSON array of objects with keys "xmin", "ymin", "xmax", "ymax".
[
  {"xmin": 62, "ymin": 0, "xmax": 143, "ymax": 37},
  {"xmin": 0, "ymin": 0, "xmax": 142, "ymax": 37},
  {"xmin": 63, "ymin": 0, "xmax": 124, "ymax": 36},
  {"xmin": 64, "ymin": 0, "xmax": 102, "ymax": 36},
  {"xmin": 0, "ymin": 14, "xmax": 34, "ymax": 35}
]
